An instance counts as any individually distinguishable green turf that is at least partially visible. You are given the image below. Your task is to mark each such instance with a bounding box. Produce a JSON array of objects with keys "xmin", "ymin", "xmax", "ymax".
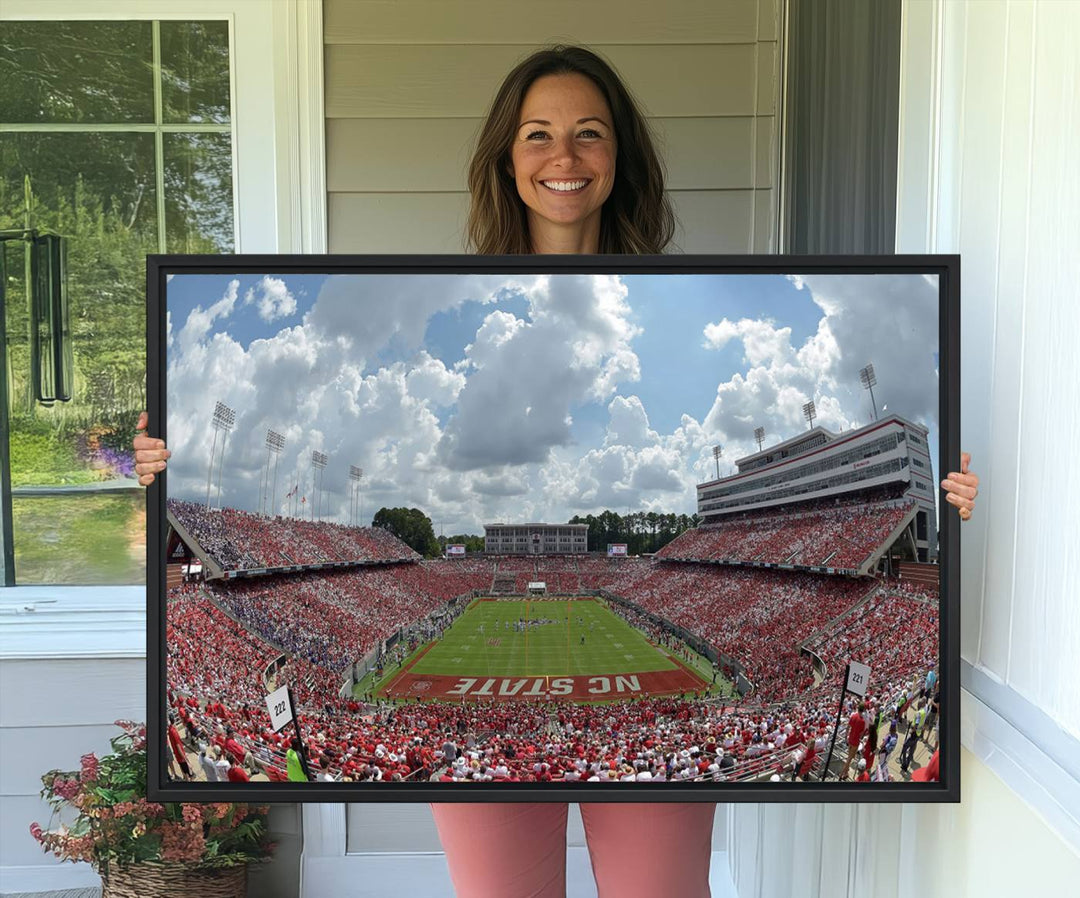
[{"xmin": 406, "ymin": 597, "xmax": 679, "ymax": 679}]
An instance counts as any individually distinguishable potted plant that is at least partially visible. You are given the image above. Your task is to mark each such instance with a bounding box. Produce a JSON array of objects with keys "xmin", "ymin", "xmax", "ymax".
[{"xmin": 30, "ymin": 720, "xmax": 274, "ymax": 898}]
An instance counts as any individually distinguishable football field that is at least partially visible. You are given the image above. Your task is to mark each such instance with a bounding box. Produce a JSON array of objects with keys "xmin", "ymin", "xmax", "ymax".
[
  {"xmin": 377, "ymin": 597, "xmax": 710, "ymax": 702},
  {"xmin": 414, "ymin": 597, "xmax": 678, "ymax": 678}
]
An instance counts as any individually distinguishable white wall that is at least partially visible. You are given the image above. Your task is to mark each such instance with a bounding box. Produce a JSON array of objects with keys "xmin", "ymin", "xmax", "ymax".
[{"xmin": 729, "ymin": 0, "xmax": 1080, "ymax": 893}]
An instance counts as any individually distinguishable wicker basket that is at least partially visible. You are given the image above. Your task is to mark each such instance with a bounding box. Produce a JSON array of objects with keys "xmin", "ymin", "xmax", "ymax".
[{"xmin": 100, "ymin": 862, "xmax": 247, "ymax": 898}]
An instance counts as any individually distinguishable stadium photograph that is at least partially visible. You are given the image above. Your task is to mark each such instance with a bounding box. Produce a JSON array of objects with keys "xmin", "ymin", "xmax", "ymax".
[{"xmin": 153, "ymin": 262, "xmax": 947, "ymax": 798}]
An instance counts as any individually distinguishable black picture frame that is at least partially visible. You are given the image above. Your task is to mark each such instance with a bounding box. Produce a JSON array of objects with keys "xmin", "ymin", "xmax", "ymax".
[{"xmin": 147, "ymin": 253, "xmax": 960, "ymax": 803}]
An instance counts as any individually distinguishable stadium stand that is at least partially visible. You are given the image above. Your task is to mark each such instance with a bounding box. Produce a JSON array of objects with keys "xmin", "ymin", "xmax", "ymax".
[
  {"xmin": 164, "ymin": 489, "xmax": 939, "ymax": 785},
  {"xmin": 168, "ymin": 499, "xmax": 420, "ymax": 572}
]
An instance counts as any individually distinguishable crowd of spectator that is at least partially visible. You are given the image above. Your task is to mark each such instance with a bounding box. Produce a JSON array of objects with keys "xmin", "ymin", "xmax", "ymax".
[
  {"xmin": 168, "ymin": 499, "xmax": 420, "ymax": 571},
  {"xmin": 806, "ymin": 587, "xmax": 939, "ymax": 699},
  {"xmin": 170, "ymin": 677, "xmax": 852, "ymax": 785},
  {"xmin": 167, "ymin": 585, "xmax": 279, "ymax": 710},
  {"xmin": 656, "ymin": 499, "xmax": 916, "ymax": 570}
]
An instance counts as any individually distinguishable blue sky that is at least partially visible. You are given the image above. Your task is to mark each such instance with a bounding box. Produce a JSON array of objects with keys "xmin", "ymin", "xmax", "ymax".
[{"xmin": 164, "ymin": 271, "xmax": 940, "ymax": 533}]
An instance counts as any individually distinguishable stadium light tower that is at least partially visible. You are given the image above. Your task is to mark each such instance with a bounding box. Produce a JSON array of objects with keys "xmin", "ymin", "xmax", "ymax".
[
  {"xmin": 260, "ymin": 429, "xmax": 285, "ymax": 516},
  {"xmin": 754, "ymin": 426, "xmax": 765, "ymax": 452},
  {"xmin": 712, "ymin": 444, "xmax": 723, "ymax": 480},
  {"xmin": 803, "ymin": 400, "xmax": 817, "ymax": 430},
  {"xmin": 349, "ymin": 465, "xmax": 363, "ymax": 526},
  {"xmin": 311, "ymin": 450, "xmax": 328, "ymax": 521},
  {"xmin": 205, "ymin": 400, "xmax": 235, "ymax": 509},
  {"xmin": 859, "ymin": 363, "xmax": 879, "ymax": 421}
]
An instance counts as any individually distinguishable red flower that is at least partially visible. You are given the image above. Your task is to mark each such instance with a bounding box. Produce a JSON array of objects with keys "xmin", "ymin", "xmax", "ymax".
[
  {"xmin": 135, "ymin": 798, "xmax": 165, "ymax": 818},
  {"xmin": 160, "ymin": 821, "xmax": 206, "ymax": 863},
  {"xmin": 53, "ymin": 777, "xmax": 80, "ymax": 801},
  {"xmin": 29, "ymin": 822, "xmax": 44, "ymax": 843},
  {"xmin": 80, "ymin": 753, "xmax": 100, "ymax": 782}
]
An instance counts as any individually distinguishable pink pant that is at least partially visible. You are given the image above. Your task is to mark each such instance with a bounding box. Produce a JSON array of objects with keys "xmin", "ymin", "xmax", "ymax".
[{"xmin": 431, "ymin": 802, "xmax": 716, "ymax": 898}]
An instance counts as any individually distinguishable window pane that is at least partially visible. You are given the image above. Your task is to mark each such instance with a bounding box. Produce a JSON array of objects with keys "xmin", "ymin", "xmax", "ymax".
[
  {"xmin": 160, "ymin": 21, "xmax": 232, "ymax": 124},
  {"xmin": 1, "ymin": 132, "xmax": 156, "ymax": 428},
  {"xmin": 2, "ymin": 132, "xmax": 154, "ymax": 585},
  {"xmin": 0, "ymin": 22, "xmax": 154, "ymax": 124},
  {"xmin": 164, "ymin": 133, "xmax": 235, "ymax": 252},
  {"xmin": 12, "ymin": 492, "xmax": 146, "ymax": 585}
]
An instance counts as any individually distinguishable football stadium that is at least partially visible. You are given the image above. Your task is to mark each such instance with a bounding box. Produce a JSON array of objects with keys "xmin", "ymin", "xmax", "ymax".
[{"xmin": 163, "ymin": 412, "xmax": 941, "ymax": 787}]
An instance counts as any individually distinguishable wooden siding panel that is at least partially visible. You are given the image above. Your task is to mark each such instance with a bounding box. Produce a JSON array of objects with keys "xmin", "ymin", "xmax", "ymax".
[
  {"xmin": 329, "ymin": 189, "xmax": 757, "ymax": 255},
  {"xmin": 325, "ymin": 0, "xmax": 760, "ymax": 45},
  {"xmin": 654, "ymin": 117, "xmax": 756, "ymax": 189},
  {"xmin": 0, "ymin": 723, "xmax": 122, "ymax": 796},
  {"xmin": 669, "ymin": 189, "xmax": 755, "ymax": 253},
  {"xmin": 0, "ymin": 659, "xmax": 145, "ymax": 728},
  {"xmin": 754, "ymin": 115, "xmax": 775, "ymax": 187},
  {"xmin": 757, "ymin": 0, "xmax": 780, "ymax": 42},
  {"xmin": 756, "ymin": 40, "xmax": 778, "ymax": 115},
  {"xmin": 326, "ymin": 44, "xmax": 758, "ymax": 119},
  {"xmin": 329, "ymin": 192, "xmax": 470, "ymax": 253},
  {"xmin": 327, "ymin": 118, "xmax": 479, "ymax": 192},
  {"xmin": 327, "ymin": 116, "xmax": 759, "ymax": 192},
  {"xmin": 753, "ymin": 187, "xmax": 777, "ymax": 252}
]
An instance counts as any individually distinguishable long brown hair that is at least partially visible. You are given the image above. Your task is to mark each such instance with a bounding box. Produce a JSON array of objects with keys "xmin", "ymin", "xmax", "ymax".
[{"xmin": 466, "ymin": 46, "xmax": 675, "ymax": 254}]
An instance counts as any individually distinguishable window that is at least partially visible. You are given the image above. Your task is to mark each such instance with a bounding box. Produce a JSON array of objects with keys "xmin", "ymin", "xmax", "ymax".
[{"xmin": 1, "ymin": 19, "xmax": 234, "ymax": 584}]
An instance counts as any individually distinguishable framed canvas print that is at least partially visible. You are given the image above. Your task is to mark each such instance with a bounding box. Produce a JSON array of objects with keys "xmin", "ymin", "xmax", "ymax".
[{"xmin": 147, "ymin": 254, "xmax": 959, "ymax": 802}]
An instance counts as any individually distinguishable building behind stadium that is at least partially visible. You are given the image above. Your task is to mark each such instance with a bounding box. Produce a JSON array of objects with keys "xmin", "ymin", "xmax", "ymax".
[
  {"xmin": 483, "ymin": 522, "xmax": 589, "ymax": 555},
  {"xmin": 697, "ymin": 414, "xmax": 937, "ymax": 566}
]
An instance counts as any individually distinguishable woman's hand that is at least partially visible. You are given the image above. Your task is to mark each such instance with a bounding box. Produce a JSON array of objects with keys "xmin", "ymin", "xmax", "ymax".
[
  {"xmin": 133, "ymin": 410, "xmax": 171, "ymax": 486},
  {"xmin": 941, "ymin": 452, "xmax": 979, "ymax": 521}
]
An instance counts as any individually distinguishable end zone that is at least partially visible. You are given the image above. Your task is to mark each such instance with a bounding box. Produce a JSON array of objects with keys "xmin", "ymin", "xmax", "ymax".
[{"xmin": 380, "ymin": 652, "xmax": 709, "ymax": 702}]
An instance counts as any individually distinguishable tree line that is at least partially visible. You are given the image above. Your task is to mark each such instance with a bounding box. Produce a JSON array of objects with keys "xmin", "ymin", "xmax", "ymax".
[{"xmin": 372, "ymin": 506, "xmax": 700, "ymax": 558}]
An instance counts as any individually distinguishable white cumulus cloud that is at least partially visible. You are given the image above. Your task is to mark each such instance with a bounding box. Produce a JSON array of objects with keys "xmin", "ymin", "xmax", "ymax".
[{"xmin": 244, "ymin": 275, "xmax": 298, "ymax": 323}]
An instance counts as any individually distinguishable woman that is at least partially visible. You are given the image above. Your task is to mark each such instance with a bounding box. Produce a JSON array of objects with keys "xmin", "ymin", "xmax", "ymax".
[{"xmin": 135, "ymin": 44, "xmax": 979, "ymax": 898}]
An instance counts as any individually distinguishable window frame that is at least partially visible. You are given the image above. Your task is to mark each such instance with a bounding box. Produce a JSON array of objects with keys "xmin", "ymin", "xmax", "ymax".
[{"xmin": 0, "ymin": 0, "xmax": 325, "ymax": 634}]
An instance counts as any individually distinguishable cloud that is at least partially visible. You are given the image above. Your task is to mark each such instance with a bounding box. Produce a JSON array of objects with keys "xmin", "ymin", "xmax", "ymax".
[
  {"xmin": 437, "ymin": 276, "xmax": 641, "ymax": 471},
  {"xmin": 604, "ymin": 395, "xmax": 659, "ymax": 448},
  {"xmin": 303, "ymin": 274, "xmax": 526, "ymax": 360},
  {"xmin": 244, "ymin": 275, "xmax": 297, "ymax": 323},
  {"xmin": 405, "ymin": 351, "xmax": 466, "ymax": 407},
  {"xmin": 471, "ymin": 469, "xmax": 530, "ymax": 497},
  {"xmin": 165, "ymin": 272, "xmax": 938, "ymax": 535},
  {"xmin": 535, "ymin": 398, "xmax": 704, "ymax": 517},
  {"xmin": 176, "ymin": 279, "xmax": 239, "ymax": 356},
  {"xmin": 788, "ymin": 273, "xmax": 938, "ymax": 428},
  {"xmin": 703, "ymin": 319, "xmax": 738, "ymax": 350},
  {"xmin": 698, "ymin": 273, "xmax": 938, "ymax": 474}
]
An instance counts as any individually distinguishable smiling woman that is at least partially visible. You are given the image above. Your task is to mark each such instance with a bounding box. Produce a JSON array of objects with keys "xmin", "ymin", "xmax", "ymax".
[
  {"xmin": 509, "ymin": 73, "xmax": 617, "ymax": 252},
  {"xmin": 466, "ymin": 45, "xmax": 674, "ymax": 255}
]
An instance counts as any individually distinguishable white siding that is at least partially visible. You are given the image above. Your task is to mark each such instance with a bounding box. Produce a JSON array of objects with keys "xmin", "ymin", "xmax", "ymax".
[{"xmin": 324, "ymin": 0, "xmax": 782, "ymax": 254}]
